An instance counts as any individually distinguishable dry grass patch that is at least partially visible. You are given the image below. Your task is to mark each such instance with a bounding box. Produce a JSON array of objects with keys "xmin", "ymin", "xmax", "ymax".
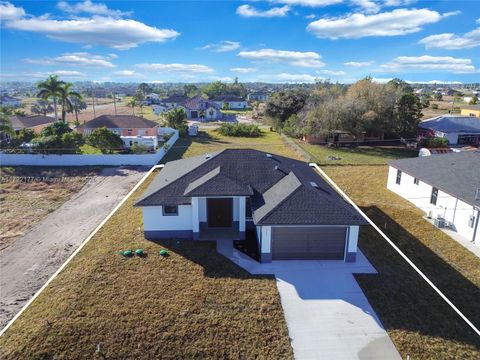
[
  {"xmin": 326, "ymin": 165, "xmax": 480, "ymax": 359},
  {"xmin": 0, "ymin": 171, "xmax": 293, "ymax": 359},
  {"xmin": 0, "ymin": 167, "xmax": 99, "ymax": 250}
]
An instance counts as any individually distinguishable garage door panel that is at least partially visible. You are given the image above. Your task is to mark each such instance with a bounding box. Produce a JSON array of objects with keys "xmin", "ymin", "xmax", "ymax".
[{"xmin": 272, "ymin": 227, "xmax": 346, "ymax": 260}]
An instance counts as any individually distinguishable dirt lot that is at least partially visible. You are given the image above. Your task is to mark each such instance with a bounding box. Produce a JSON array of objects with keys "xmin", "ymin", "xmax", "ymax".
[
  {"xmin": 0, "ymin": 167, "xmax": 148, "ymax": 329},
  {"xmin": 0, "ymin": 167, "xmax": 100, "ymax": 250}
]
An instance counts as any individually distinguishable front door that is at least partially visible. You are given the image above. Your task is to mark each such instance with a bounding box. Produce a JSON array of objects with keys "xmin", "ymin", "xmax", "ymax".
[
  {"xmin": 191, "ymin": 110, "xmax": 198, "ymax": 119},
  {"xmin": 207, "ymin": 198, "xmax": 233, "ymax": 228}
]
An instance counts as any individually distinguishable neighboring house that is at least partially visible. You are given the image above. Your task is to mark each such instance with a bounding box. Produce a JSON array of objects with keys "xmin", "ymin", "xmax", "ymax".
[
  {"xmin": 145, "ymin": 93, "xmax": 161, "ymax": 105},
  {"xmin": 211, "ymin": 95, "xmax": 248, "ymax": 109},
  {"xmin": 1, "ymin": 95, "xmax": 22, "ymax": 108},
  {"xmin": 387, "ymin": 151, "xmax": 480, "ymax": 246},
  {"xmin": 152, "ymin": 104, "xmax": 170, "ymax": 115},
  {"xmin": 247, "ymin": 91, "xmax": 269, "ymax": 102},
  {"xmin": 76, "ymin": 115, "xmax": 159, "ymax": 136},
  {"xmin": 179, "ymin": 96, "xmax": 222, "ymax": 121},
  {"xmin": 135, "ymin": 149, "xmax": 367, "ymax": 262},
  {"xmin": 10, "ymin": 115, "xmax": 56, "ymax": 134},
  {"xmin": 159, "ymin": 94, "xmax": 189, "ymax": 108},
  {"xmin": 460, "ymin": 104, "xmax": 480, "ymax": 118},
  {"xmin": 418, "ymin": 115, "xmax": 480, "ymax": 146}
]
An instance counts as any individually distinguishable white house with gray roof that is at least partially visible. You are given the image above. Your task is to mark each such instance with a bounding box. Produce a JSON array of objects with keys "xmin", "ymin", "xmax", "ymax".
[
  {"xmin": 135, "ymin": 149, "xmax": 367, "ymax": 262},
  {"xmin": 387, "ymin": 151, "xmax": 480, "ymax": 246}
]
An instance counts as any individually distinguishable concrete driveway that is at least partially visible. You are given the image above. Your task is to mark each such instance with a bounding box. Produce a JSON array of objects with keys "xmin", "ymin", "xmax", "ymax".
[
  {"xmin": 221, "ymin": 246, "xmax": 401, "ymax": 360},
  {"xmin": 0, "ymin": 167, "xmax": 147, "ymax": 329}
]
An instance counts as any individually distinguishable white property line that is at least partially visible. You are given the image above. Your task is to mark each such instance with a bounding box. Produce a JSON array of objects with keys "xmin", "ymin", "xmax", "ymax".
[
  {"xmin": 0, "ymin": 164, "xmax": 164, "ymax": 337},
  {"xmin": 309, "ymin": 163, "xmax": 480, "ymax": 338}
]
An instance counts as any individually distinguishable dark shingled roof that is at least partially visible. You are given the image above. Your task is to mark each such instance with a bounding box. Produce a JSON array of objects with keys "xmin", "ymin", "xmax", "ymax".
[
  {"xmin": 212, "ymin": 95, "xmax": 245, "ymax": 102},
  {"xmin": 136, "ymin": 149, "xmax": 367, "ymax": 226},
  {"xmin": 76, "ymin": 115, "xmax": 158, "ymax": 129},
  {"xmin": 160, "ymin": 94, "xmax": 189, "ymax": 104},
  {"xmin": 181, "ymin": 96, "xmax": 220, "ymax": 111},
  {"xmin": 389, "ymin": 151, "xmax": 480, "ymax": 207},
  {"xmin": 10, "ymin": 115, "xmax": 56, "ymax": 129},
  {"xmin": 418, "ymin": 115, "xmax": 480, "ymax": 134}
]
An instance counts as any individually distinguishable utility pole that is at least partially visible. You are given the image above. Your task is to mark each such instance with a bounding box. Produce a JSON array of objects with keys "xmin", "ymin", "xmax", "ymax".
[
  {"xmin": 113, "ymin": 92, "xmax": 117, "ymax": 115},
  {"xmin": 92, "ymin": 93, "xmax": 96, "ymax": 119}
]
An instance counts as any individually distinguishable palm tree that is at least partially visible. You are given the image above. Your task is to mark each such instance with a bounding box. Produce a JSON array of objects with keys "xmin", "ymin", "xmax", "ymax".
[
  {"xmin": 0, "ymin": 106, "xmax": 15, "ymax": 141},
  {"xmin": 37, "ymin": 75, "xmax": 65, "ymax": 121},
  {"xmin": 31, "ymin": 100, "xmax": 54, "ymax": 116},
  {"xmin": 127, "ymin": 98, "xmax": 137, "ymax": 116},
  {"xmin": 70, "ymin": 97, "xmax": 87, "ymax": 124},
  {"xmin": 58, "ymin": 82, "xmax": 82, "ymax": 122}
]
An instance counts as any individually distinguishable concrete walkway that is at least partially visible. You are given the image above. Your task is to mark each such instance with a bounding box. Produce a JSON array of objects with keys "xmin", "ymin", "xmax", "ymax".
[
  {"xmin": 0, "ymin": 167, "xmax": 147, "ymax": 329},
  {"xmin": 221, "ymin": 246, "xmax": 401, "ymax": 360}
]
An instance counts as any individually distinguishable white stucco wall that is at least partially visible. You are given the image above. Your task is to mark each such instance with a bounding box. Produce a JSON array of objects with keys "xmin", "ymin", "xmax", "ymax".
[
  {"xmin": 260, "ymin": 226, "xmax": 271, "ymax": 253},
  {"xmin": 387, "ymin": 166, "xmax": 479, "ymax": 244},
  {"xmin": 142, "ymin": 205, "xmax": 193, "ymax": 231},
  {"xmin": 347, "ymin": 226, "xmax": 359, "ymax": 253}
]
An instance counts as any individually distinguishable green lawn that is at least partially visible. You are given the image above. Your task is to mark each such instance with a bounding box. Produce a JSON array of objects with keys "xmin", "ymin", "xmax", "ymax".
[
  {"xmin": 294, "ymin": 138, "xmax": 418, "ymax": 165},
  {"xmin": 326, "ymin": 166, "xmax": 480, "ymax": 359}
]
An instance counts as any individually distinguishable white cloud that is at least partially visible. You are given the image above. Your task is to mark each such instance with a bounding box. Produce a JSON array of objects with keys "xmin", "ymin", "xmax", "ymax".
[
  {"xmin": 275, "ymin": 0, "xmax": 341, "ymax": 6},
  {"xmin": 230, "ymin": 67, "xmax": 257, "ymax": 73},
  {"xmin": 307, "ymin": 8, "xmax": 457, "ymax": 39},
  {"xmin": 24, "ymin": 52, "xmax": 116, "ymax": 68},
  {"xmin": 267, "ymin": 73, "xmax": 318, "ymax": 83},
  {"xmin": 371, "ymin": 77, "xmax": 393, "ymax": 83},
  {"xmin": 351, "ymin": 0, "xmax": 380, "ymax": 14},
  {"xmin": 4, "ymin": 12, "xmax": 179, "ymax": 49},
  {"xmin": 477, "ymin": 18, "xmax": 480, "ymax": 24},
  {"xmin": 57, "ymin": 0, "xmax": 131, "ymax": 17},
  {"xmin": 305, "ymin": 14, "xmax": 316, "ymax": 19},
  {"xmin": 52, "ymin": 70, "xmax": 84, "ymax": 77},
  {"xmin": 419, "ymin": 28, "xmax": 480, "ymax": 50},
  {"xmin": 236, "ymin": 4, "xmax": 290, "ymax": 18},
  {"xmin": 238, "ymin": 48, "xmax": 325, "ymax": 68},
  {"xmin": 344, "ymin": 61, "xmax": 374, "ymax": 67},
  {"xmin": 113, "ymin": 70, "xmax": 138, "ymax": 76},
  {"xmin": 406, "ymin": 80, "xmax": 463, "ymax": 84},
  {"xmin": 317, "ymin": 69, "xmax": 346, "ymax": 76},
  {"xmin": 380, "ymin": 55, "xmax": 476, "ymax": 74},
  {"xmin": 135, "ymin": 63, "xmax": 214, "ymax": 74},
  {"xmin": 0, "ymin": 1, "xmax": 25, "ymax": 21},
  {"xmin": 201, "ymin": 41, "xmax": 240, "ymax": 52}
]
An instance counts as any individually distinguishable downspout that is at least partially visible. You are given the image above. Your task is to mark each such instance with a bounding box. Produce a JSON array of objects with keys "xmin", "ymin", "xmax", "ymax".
[{"xmin": 472, "ymin": 207, "xmax": 479, "ymax": 244}]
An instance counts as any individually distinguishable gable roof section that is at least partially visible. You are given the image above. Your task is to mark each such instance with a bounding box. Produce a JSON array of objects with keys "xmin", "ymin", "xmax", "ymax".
[
  {"xmin": 253, "ymin": 171, "xmax": 301, "ymax": 223},
  {"xmin": 212, "ymin": 95, "xmax": 245, "ymax": 102},
  {"xmin": 389, "ymin": 151, "xmax": 480, "ymax": 207},
  {"xmin": 182, "ymin": 96, "xmax": 220, "ymax": 110},
  {"xmin": 10, "ymin": 115, "xmax": 56, "ymax": 129},
  {"xmin": 184, "ymin": 166, "xmax": 253, "ymax": 197},
  {"xmin": 136, "ymin": 149, "xmax": 367, "ymax": 226},
  {"xmin": 77, "ymin": 115, "xmax": 158, "ymax": 129},
  {"xmin": 418, "ymin": 115, "xmax": 480, "ymax": 134}
]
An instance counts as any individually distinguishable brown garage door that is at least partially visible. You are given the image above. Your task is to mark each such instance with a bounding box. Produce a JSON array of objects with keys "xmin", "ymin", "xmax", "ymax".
[{"xmin": 272, "ymin": 227, "xmax": 346, "ymax": 260}]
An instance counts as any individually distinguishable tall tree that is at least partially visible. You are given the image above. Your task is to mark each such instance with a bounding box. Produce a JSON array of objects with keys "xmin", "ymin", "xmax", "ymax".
[
  {"xmin": 31, "ymin": 100, "xmax": 54, "ymax": 116},
  {"xmin": 0, "ymin": 106, "xmax": 14, "ymax": 140},
  {"xmin": 127, "ymin": 98, "xmax": 137, "ymax": 116},
  {"xmin": 37, "ymin": 75, "xmax": 65, "ymax": 121},
  {"xmin": 138, "ymin": 83, "xmax": 153, "ymax": 97},
  {"xmin": 164, "ymin": 108, "xmax": 188, "ymax": 134},
  {"xmin": 58, "ymin": 82, "xmax": 82, "ymax": 122},
  {"xmin": 70, "ymin": 97, "xmax": 87, "ymax": 123},
  {"xmin": 394, "ymin": 93, "xmax": 423, "ymax": 138}
]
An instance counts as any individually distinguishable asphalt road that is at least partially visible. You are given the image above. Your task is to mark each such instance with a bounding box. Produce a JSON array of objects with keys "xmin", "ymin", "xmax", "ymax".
[{"xmin": 0, "ymin": 166, "xmax": 147, "ymax": 329}]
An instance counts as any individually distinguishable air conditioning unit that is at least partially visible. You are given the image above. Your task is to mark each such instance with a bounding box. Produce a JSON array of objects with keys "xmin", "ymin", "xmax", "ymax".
[{"xmin": 468, "ymin": 215, "xmax": 476, "ymax": 228}]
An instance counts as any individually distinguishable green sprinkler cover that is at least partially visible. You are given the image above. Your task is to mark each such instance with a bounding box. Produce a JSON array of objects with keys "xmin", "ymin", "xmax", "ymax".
[
  {"xmin": 159, "ymin": 249, "xmax": 168, "ymax": 256},
  {"xmin": 123, "ymin": 250, "xmax": 133, "ymax": 257},
  {"xmin": 135, "ymin": 249, "xmax": 144, "ymax": 256}
]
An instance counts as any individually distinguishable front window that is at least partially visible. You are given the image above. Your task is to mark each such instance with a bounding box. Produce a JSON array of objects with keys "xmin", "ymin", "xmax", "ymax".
[
  {"xmin": 396, "ymin": 170, "xmax": 402, "ymax": 185},
  {"xmin": 163, "ymin": 205, "xmax": 178, "ymax": 216},
  {"xmin": 430, "ymin": 187, "xmax": 438, "ymax": 205}
]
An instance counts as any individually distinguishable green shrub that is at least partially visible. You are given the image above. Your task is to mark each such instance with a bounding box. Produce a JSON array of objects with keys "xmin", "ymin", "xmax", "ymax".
[
  {"xmin": 131, "ymin": 143, "xmax": 149, "ymax": 154},
  {"xmin": 217, "ymin": 123, "xmax": 261, "ymax": 137},
  {"xmin": 420, "ymin": 137, "xmax": 449, "ymax": 148},
  {"xmin": 431, "ymin": 104, "xmax": 438, "ymax": 110}
]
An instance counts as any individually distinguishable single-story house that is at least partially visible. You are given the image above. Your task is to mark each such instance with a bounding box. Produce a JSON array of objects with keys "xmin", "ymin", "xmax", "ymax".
[
  {"xmin": 159, "ymin": 94, "xmax": 189, "ymax": 108},
  {"xmin": 247, "ymin": 91, "xmax": 269, "ymax": 102},
  {"xmin": 76, "ymin": 115, "xmax": 159, "ymax": 136},
  {"xmin": 0, "ymin": 95, "xmax": 22, "ymax": 108},
  {"xmin": 418, "ymin": 115, "xmax": 480, "ymax": 146},
  {"xmin": 211, "ymin": 95, "xmax": 248, "ymax": 110},
  {"xmin": 10, "ymin": 115, "xmax": 57, "ymax": 134},
  {"xmin": 135, "ymin": 149, "xmax": 367, "ymax": 262},
  {"xmin": 387, "ymin": 151, "xmax": 480, "ymax": 246},
  {"xmin": 145, "ymin": 93, "xmax": 161, "ymax": 105},
  {"xmin": 178, "ymin": 96, "xmax": 222, "ymax": 121},
  {"xmin": 152, "ymin": 104, "xmax": 170, "ymax": 115},
  {"xmin": 460, "ymin": 105, "xmax": 480, "ymax": 118}
]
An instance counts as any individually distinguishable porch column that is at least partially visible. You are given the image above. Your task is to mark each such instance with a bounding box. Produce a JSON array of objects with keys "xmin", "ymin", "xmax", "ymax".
[
  {"xmin": 345, "ymin": 226, "xmax": 359, "ymax": 262},
  {"xmin": 239, "ymin": 197, "xmax": 246, "ymax": 240},
  {"xmin": 192, "ymin": 197, "xmax": 199, "ymax": 240}
]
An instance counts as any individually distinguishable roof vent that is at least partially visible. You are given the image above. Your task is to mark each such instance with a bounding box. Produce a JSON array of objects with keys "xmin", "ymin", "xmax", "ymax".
[
  {"xmin": 274, "ymin": 165, "xmax": 279, "ymax": 171},
  {"xmin": 266, "ymin": 153, "xmax": 273, "ymax": 158},
  {"xmin": 205, "ymin": 154, "xmax": 211, "ymax": 159},
  {"xmin": 310, "ymin": 181, "xmax": 319, "ymax": 188}
]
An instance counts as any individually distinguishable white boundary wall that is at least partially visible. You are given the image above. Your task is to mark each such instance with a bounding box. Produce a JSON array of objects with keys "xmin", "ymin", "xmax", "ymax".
[{"xmin": 0, "ymin": 130, "xmax": 179, "ymax": 167}]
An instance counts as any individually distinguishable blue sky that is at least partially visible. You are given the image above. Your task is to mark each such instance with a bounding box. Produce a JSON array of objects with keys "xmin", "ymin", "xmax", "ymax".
[{"xmin": 0, "ymin": 0, "xmax": 479, "ymax": 83}]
